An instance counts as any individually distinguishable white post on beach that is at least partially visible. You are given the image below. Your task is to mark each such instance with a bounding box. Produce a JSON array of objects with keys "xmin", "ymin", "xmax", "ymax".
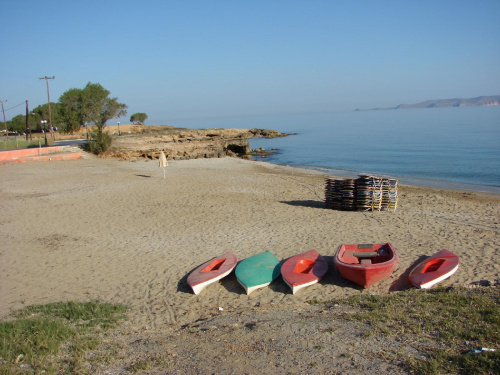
[{"xmin": 159, "ymin": 151, "xmax": 168, "ymax": 179}]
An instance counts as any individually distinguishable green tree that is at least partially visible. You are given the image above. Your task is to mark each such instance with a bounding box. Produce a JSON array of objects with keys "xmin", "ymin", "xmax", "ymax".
[
  {"xmin": 32, "ymin": 103, "xmax": 62, "ymax": 129},
  {"xmin": 5, "ymin": 103, "xmax": 60, "ymax": 134},
  {"xmin": 59, "ymin": 82, "xmax": 127, "ymax": 153},
  {"xmin": 130, "ymin": 112, "xmax": 148, "ymax": 125},
  {"xmin": 58, "ymin": 89, "xmax": 85, "ymax": 134},
  {"xmin": 81, "ymin": 83, "xmax": 127, "ymax": 133},
  {"xmin": 28, "ymin": 111, "xmax": 43, "ymax": 131},
  {"xmin": 6, "ymin": 115, "xmax": 26, "ymax": 133}
]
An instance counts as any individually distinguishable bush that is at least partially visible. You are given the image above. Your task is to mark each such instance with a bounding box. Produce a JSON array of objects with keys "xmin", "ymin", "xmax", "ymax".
[{"xmin": 84, "ymin": 129, "xmax": 112, "ymax": 155}]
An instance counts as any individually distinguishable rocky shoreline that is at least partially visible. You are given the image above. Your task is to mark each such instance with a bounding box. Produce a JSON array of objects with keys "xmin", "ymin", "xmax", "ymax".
[{"xmin": 102, "ymin": 126, "xmax": 290, "ymax": 161}]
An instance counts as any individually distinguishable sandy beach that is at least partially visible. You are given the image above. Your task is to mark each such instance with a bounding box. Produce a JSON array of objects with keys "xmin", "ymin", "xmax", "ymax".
[{"xmin": 1, "ymin": 155, "xmax": 499, "ymax": 373}]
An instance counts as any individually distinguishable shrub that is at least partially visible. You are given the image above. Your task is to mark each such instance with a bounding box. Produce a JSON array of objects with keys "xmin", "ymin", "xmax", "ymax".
[{"xmin": 84, "ymin": 129, "xmax": 112, "ymax": 155}]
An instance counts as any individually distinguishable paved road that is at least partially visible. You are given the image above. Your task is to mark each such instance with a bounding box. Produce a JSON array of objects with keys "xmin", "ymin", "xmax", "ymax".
[{"xmin": 54, "ymin": 139, "xmax": 88, "ymax": 146}]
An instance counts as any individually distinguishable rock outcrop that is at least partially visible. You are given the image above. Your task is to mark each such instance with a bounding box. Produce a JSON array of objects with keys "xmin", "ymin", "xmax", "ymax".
[{"xmin": 103, "ymin": 127, "xmax": 289, "ymax": 161}]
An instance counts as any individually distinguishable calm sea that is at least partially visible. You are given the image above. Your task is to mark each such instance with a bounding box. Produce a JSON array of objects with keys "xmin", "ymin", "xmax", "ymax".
[{"xmin": 170, "ymin": 107, "xmax": 500, "ymax": 194}]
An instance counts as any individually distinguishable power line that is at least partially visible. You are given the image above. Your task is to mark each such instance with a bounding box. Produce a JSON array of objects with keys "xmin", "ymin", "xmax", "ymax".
[{"xmin": 3, "ymin": 101, "xmax": 25, "ymax": 112}]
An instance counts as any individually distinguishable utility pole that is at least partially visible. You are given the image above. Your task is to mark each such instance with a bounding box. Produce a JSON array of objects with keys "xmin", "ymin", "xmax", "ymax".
[
  {"xmin": 26, "ymin": 100, "xmax": 32, "ymax": 141},
  {"xmin": 0, "ymin": 100, "xmax": 7, "ymax": 136},
  {"xmin": 39, "ymin": 76, "xmax": 55, "ymax": 141}
]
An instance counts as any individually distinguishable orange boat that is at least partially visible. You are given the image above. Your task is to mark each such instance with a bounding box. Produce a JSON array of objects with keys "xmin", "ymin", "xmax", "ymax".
[
  {"xmin": 281, "ymin": 249, "xmax": 329, "ymax": 294},
  {"xmin": 187, "ymin": 252, "xmax": 238, "ymax": 295},
  {"xmin": 409, "ymin": 249, "xmax": 459, "ymax": 289},
  {"xmin": 334, "ymin": 243, "xmax": 399, "ymax": 288}
]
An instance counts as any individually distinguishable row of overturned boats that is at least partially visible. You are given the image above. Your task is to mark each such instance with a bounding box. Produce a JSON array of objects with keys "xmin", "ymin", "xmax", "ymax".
[{"xmin": 187, "ymin": 243, "xmax": 460, "ymax": 295}]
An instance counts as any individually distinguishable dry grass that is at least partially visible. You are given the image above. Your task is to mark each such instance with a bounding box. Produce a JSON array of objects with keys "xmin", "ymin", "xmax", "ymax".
[{"xmin": 313, "ymin": 286, "xmax": 500, "ymax": 374}]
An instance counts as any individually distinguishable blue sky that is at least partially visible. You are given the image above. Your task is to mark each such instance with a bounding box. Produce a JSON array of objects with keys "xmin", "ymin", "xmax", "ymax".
[{"xmin": 2, "ymin": 0, "xmax": 499, "ymax": 124}]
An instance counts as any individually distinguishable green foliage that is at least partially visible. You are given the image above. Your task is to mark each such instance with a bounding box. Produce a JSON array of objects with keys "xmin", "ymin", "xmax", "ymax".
[
  {"xmin": 32, "ymin": 103, "xmax": 62, "ymax": 129},
  {"xmin": 81, "ymin": 82, "xmax": 128, "ymax": 131},
  {"xmin": 59, "ymin": 88, "xmax": 86, "ymax": 134},
  {"xmin": 130, "ymin": 112, "xmax": 148, "ymax": 124},
  {"xmin": 5, "ymin": 114, "xmax": 26, "ymax": 133},
  {"xmin": 6, "ymin": 82, "xmax": 127, "ymax": 136},
  {"xmin": 58, "ymin": 82, "xmax": 127, "ymax": 135},
  {"xmin": 4, "ymin": 103, "xmax": 61, "ymax": 133},
  {"xmin": 0, "ymin": 301, "xmax": 127, "ymax": 374},
  {"xmin": 84, "ymin": 129, "xmax": 113, "ymax": 155}
]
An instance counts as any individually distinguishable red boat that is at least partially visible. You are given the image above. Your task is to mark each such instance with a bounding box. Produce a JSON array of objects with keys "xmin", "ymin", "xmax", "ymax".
[
  {"xmin": 334, "ymin": 243, "xmax": 399, "ymax": 288},
  {"xmin": 187, "ymin": 251, "xmax": 238, "ymax": 295},
  {"xmin": 409, "ymin": 249, "xmax": 459, "ymax": 289},
  {"xmin": 281, "ymin": 249, "xmax": 329, "ymax": 294}
]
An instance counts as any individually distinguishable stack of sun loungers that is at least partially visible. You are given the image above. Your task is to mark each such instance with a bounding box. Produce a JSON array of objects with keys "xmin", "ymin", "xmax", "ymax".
[
  {"xmin": 381, "ymin": 178, "xmax": 398, "ymax": 211},
  {"xmin": 324, "ymin": 178, "xmax": 354, "ymax": 210},
  {"xmin": 324, "ymin": 175, "xmax": 398, "ymax": 211}
]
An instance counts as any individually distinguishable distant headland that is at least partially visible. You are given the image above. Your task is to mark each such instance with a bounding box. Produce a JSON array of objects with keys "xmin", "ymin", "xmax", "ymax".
[{"xmin": 355, "ymin": 95, "xmax": 500, "ymax": 111}]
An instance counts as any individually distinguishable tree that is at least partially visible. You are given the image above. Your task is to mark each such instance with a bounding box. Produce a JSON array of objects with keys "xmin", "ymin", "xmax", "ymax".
[
  {"xmin": 81, "ymin": 83, "xmax": 127, "ymax": 133},
  {"xmin": 58, "ymin": 88, "xmax": 85, "ymax": 134},
  {"xmin": 5, "ymin": 103, "xmax": 61, "ymax": 133},
  {"xmin": 6, "ymin": 115, "xmax": 26, "ymax": 133},
  {"xmin": 32, "ymin": 103, "xmax": 61, "ymax": 128},
  {"xmin": 59, "ymin": 82, "xmax": 127, "ymax": 153},
  {"xmin": 130, "ymin": 112, "xmax": 148, "ymax": 125}
]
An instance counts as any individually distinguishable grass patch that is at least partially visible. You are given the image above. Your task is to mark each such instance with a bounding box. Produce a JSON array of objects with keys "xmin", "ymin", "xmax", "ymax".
[
  {"xmin": 313, "ymin": 287, "xmax": 500, "ymax": 374},
  {"xmin": 15, "ymin": 301, "xmax": 127, "ymax": 330},
  {"xmin": 0, "ymin": 301, "xmax": 127, "ymax": 374},
  {"xmin": 1, "ymin": 139, "xmax": 41, "ymax": 151}
]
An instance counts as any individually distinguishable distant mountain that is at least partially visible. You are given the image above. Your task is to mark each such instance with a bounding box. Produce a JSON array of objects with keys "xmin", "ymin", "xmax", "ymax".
[{"xmin": 355, "ymin": 95, "xmax": 500, "ymax": 111}]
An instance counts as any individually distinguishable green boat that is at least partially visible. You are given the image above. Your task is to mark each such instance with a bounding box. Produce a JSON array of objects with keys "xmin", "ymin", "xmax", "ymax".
[{"xmin": 235, "ymin": 251, "xmax": 282, "ymax": 294}]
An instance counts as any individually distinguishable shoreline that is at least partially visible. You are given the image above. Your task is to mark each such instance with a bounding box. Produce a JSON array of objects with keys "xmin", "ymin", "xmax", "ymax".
[
  {"xmin": 296, "ymin": 164, "xmax": 500, "ymax": 196},
  {"xmin": 52, "ymin": 123, "xmax": 500, "ymax": 195},
  {"xmin": 243, "ymin": 159, "xmax": 500, "ymax": 197},
  {"xmin": 243, "ymin": 155, "xmax": 500, "ymax": 196}
]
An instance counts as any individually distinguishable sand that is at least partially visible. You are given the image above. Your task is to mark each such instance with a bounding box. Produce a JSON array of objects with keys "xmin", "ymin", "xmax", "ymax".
[{"xmin": 1, "ymin": 155, "xmax": 499, "ymax": 372}]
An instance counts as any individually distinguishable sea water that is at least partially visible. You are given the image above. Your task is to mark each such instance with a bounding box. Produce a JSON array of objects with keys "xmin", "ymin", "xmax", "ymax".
[{"xmin": 170, "ymin": 106, "xmax": 500, "ymax": 194}]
